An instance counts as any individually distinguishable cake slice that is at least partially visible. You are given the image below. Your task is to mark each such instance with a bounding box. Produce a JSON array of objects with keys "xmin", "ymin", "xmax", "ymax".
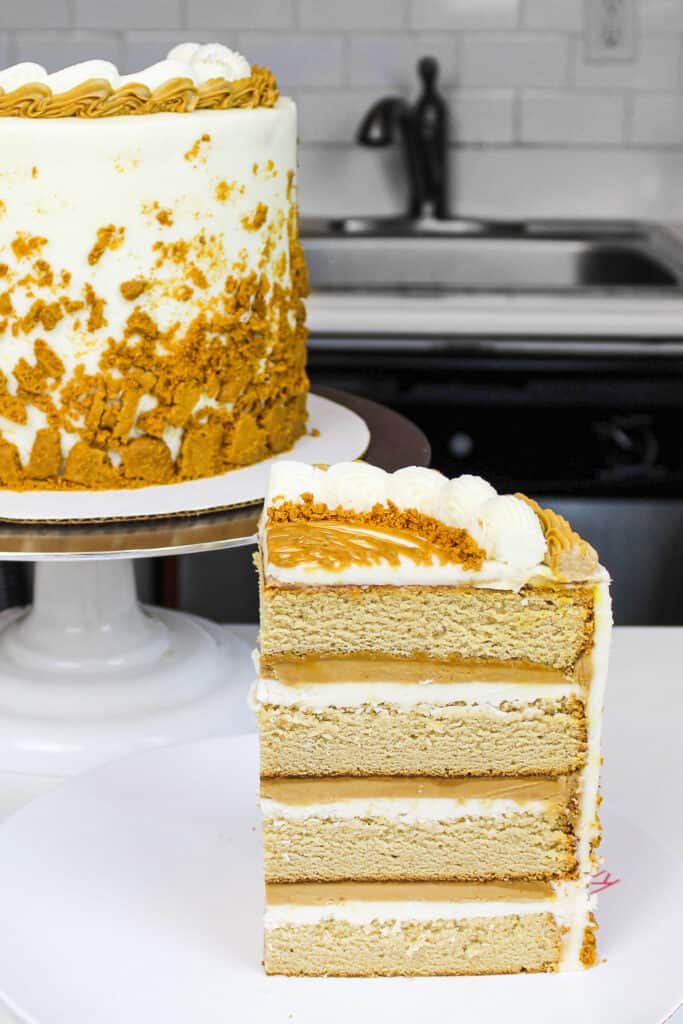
[{"xmin": 254, "ymin": 462, "xmax": 611, "ymax": 976}]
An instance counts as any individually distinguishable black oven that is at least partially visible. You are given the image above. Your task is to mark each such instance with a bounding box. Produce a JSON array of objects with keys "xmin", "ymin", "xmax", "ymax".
[{"xmin": 308, "ymin": 336, "xmax": 683, "ymax": 625}]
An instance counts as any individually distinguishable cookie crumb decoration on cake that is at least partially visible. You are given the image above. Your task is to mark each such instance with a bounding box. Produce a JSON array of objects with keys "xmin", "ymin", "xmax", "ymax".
[
  {"xmin": 0, "ymin": 44, "xmax": 308, "ymax": 489},
  {"xmin": 254, "ymin": 463, "xmax": 612, "ymax": 977}
]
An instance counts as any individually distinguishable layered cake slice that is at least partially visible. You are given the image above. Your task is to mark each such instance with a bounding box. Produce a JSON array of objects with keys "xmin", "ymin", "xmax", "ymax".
[{"xmin": 254, "ymin": 461, "xmax": 611, "ymax": 976}]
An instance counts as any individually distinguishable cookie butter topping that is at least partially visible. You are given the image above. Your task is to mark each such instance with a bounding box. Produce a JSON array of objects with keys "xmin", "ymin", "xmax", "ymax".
[
  {"xmin": 0, "ymin": 43, "xmax": 277, "ymax": 117},
  {"xmin": 261, "ymin": 462, "xmax": 606, "ymax": 588}
]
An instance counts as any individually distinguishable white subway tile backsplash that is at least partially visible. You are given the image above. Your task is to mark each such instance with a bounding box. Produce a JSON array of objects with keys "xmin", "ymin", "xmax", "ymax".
[
  {"xmin": 349, "ymin": 32, "xmax": 458, "ymax": 87},
  {"xmin": 410, "ymin": 0, "xmax": 519, "ymax": 31},
  {"xmin": 13, "ymin": 31, "xmax": 121, "ymax": 71},
  {"xmin": 298, "ymin": 0, "xmax": 408, "ymax": 30},
  {"xmin": 631, "ymin": 94, "xmax": 683, "ymax": 144},
  {"xmin": 640, "ymin": 0, "xmax": 683, "ymax": 32},
  {"xmin": 461, "ymin": 33, "xmax": 569, "ymax": 88},
  {"xmin": 521, "ymin": 90, "xmax": 625, "ymax": 144},
  {"xmin": 0, "ymin": 33, "xmax": 8, "ymax": 67},
  {"xmin": 450, "ymin": 89, "xmax": 515, "ymax": 143},
  {"xmin": 522, "ymin": 0, "xmax": 583, "ymax": 31},
  {"xmin": 188, "ymin": 0, "xmax": 295, "ymax": 29},
  {"xmin": 296, "ymin": 90, "xmax": 381, "ymax": 144},
  {"xmin": 573, "ymin": 35, "xmax": 680, "ymax": 90},
  {"xmin": 239, "ymin": 32, "xmax": 344, "ymax": 89},
  {"xmin": 74, "ymin": 0, "xmax": 181, "ymax": 31},
  {"xmin": 0, "ymin": 0, "xmax": 69, "ymax": 30}
]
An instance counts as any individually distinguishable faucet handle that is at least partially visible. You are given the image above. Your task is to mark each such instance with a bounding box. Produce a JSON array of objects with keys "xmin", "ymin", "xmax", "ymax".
[{"xmin": 357, "ymin": 97, "xmax": 410, "ymax": 147}]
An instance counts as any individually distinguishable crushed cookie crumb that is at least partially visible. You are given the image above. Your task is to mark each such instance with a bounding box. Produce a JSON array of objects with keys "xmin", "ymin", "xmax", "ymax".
[
  {"xmin": 31, "ymin": 166, "xmax": 38, "ymax": 179},
  {"xmin": 184, "ymin": 133, "xmax": 211, "ymax": 163},
  {"xmin": 188, "ymin": 265, "xmax": 208, "ymax": 289},
  {"xmin": 88, "ymin": 225, "xmax": 125, "ymax": 266},
  {"xmin": 84, "ymin": 283, "xmax": 107, "ymax": 331},
  {"xmin": 33, "ymin": 260, "xmax": 53, "ymax": 287},
  {"xmin": 156, "ymin": 208, "xmax": 173, "ymax": 226},
  {"xmin": 241, "ymin": 203, "xmax": 268, "ymax": 232},
  {"xmin": 214, "ymin": 180, "xmax": 233, "ymax": 202},
  {"xmin": 120, "ymin": 279, "xmax": 148, "ymax": 301},
  {"xmin": 11, "ymin": 233, "xmax": 47, "ymax": 260}
]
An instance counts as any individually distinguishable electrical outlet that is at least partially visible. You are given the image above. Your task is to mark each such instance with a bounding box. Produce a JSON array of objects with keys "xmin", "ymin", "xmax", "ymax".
[{"xmin": 585, "ymin": 0, "xmax": 637, "ymax": 63}]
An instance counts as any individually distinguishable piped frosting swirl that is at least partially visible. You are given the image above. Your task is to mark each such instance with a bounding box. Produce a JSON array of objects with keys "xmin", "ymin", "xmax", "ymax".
[{"xmin": 0, "ymin": 44, "xmax": 278, "ymax": 117}]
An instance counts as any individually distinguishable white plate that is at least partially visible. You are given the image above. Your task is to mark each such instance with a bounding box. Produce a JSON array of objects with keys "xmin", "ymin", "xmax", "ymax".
[
  {"xmin": 0, "ymin": 735, "xmax": 679, "ymax": 1024},
  {"xmin": 0, "ymin": 394, "xmax": 369, "ymax": 522}
]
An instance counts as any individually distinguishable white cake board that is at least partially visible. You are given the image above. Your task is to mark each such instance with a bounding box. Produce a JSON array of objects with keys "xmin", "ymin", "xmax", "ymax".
[
  {"xmin": 0, "ymin": 735, "xmax": 679, "ymax": 1024},
  {"xmin": 0, "ymin": 394, "xmax": 369, "ymax": 523}
]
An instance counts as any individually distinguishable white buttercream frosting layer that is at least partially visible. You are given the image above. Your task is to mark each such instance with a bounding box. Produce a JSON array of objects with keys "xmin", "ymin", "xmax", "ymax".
[
  {"xmin": 262, "ymin": 795, "xmax": 550, "ymax": 823},
  {"xmin": 253, "ymin": 676, "xmax": 582, "ymax": 711}
]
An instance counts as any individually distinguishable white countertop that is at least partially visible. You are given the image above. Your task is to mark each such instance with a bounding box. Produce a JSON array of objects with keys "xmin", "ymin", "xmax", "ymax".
[
  {"xmin": 306, "ymin": 290, "xmax": 683, "ymax": 343},
  {"xmin": 0, "ymin": 625, "xmax": 679, "ymax": 1022}
]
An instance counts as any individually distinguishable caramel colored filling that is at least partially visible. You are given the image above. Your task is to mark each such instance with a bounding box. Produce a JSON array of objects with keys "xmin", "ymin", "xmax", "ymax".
[
  {"xmin": 259, "ymin": 654, "xmax": 579, "ymax": 685},
  {"xmin": 266, "ymin": 501, "xmax": 485, "ymax": 571},
  {"xmin": 260, "ymin": 774, "xmax": 571, "ymax": 805},
  {"xmin": 0, "ymin": 68, "xmax": 278, "ymax": 118},
  {"xmin": 266, "ymin": 879, "xmax": 555, "ymax": 906}
]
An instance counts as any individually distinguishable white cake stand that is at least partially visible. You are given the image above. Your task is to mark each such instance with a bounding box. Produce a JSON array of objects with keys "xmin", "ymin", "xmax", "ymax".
[{"xmin": 0, "ymin": 389, "xmax": 430, "ymax": 777}]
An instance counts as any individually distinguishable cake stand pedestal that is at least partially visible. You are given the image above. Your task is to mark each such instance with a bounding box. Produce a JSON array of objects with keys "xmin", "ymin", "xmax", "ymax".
[{"xmin": 0, "ymin": 389, "xmax": 429, "ymax": 777}]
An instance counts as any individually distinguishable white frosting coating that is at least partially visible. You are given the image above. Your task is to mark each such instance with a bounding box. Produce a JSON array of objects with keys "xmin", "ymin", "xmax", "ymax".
[
  {"xmin": 387, "ymin": 466, "xmax": 447, "ymax": 516},
  {"xmin": 576, "ymin": 581, "xmax": 612, "ymax": 881},
  {"xmin": 252, "ymin": 675, "xmax": 581, "ymax": 711},
  {"xmin": 47, "ymin": 60, "xmax": 120, "ymax": 92},
  {"xmin": 166, "ymin": 43, "xmax": 202, "ymax": 64},
  {"xmin": 0, "ymin": 42, "xmax": 252, "ymax": 96},
  {"xmin": 262, "ymin": 795, "xmax": 550, "ymax": 823},
  {"xmin": 440, "ymin": 473, "xmax": 497, "ymax": 532},
  {"xmin": 324, "ymin": 461, "xmax": 388, "ymax": 511},
  {"xmin": 477, "ymin": 494, "xmax": 547, "ymax": 568},
  {"xmin": 189, "ymin": 43, "xmax": 251, "ymax": 84},
  {"xmin": 0, "ymin": 63, "xmax": 49, "ymax": 90},
  {"xmin": 0, "ymin": 97, "xmax": 297, "ymax": 465},
  {"xmin": 119, "ymin": 59, "xmax": 196, "ymax": 90}
]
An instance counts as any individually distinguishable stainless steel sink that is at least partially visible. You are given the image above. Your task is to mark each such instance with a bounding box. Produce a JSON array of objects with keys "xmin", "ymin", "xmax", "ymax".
[{"xmin": 301, "ymin": 218, "xmax": 683, "ymax": 293}]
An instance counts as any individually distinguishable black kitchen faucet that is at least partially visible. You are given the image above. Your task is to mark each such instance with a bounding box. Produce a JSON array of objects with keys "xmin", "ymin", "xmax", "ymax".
[{"xmin": 357, "ymin": 56, "xmax": 449, "ymax": 220}]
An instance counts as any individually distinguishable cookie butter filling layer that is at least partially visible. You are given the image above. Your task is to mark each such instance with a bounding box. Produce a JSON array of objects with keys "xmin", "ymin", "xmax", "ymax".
[
  {"xmin": 261, "ymin": 774, "xmax": 574, "ymax": 822},
  {"xmin": 261, "ymin": 464, "xmax": 606, "ymax": 589}
]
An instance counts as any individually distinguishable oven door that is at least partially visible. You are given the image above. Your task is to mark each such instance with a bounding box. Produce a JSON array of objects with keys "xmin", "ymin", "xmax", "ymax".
[{"xmin": 308, "ymin": 337, "xmax": 683, "ymax": 624}]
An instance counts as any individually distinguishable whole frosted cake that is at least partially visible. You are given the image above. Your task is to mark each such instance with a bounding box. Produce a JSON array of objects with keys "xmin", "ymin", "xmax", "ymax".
[
  {"xmin": 0, "ymin": 44, "xmax": 308, "ymax": 489},
  {"xmin": 254, "ymin": 463, "xmax": 612, "ymax": 976}
]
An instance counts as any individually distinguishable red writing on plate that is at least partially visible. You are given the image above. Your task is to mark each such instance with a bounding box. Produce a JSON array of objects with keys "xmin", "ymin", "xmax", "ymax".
[{"xmin": 589, "ymin": 869, "xmax": 621, "ymax": 894}]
